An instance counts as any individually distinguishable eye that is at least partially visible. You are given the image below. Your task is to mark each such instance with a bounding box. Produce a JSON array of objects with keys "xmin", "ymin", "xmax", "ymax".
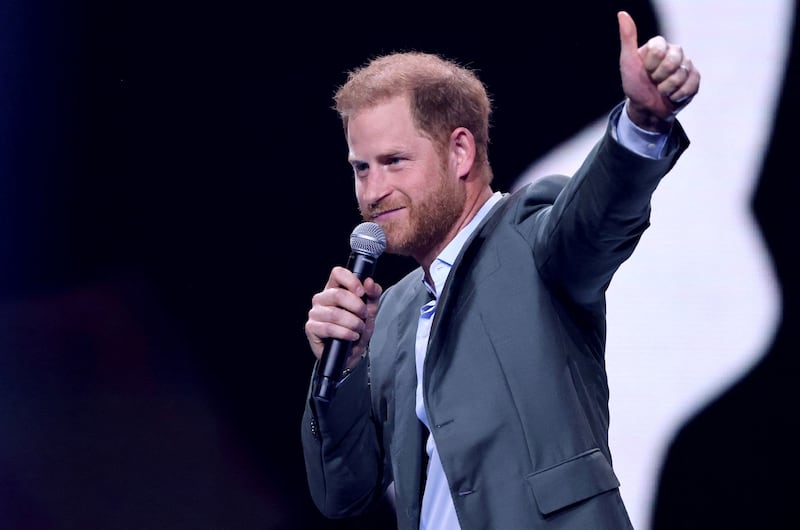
[{"xmin": 351, "ymin": 161, "xmax": 369, "ymax": 177}]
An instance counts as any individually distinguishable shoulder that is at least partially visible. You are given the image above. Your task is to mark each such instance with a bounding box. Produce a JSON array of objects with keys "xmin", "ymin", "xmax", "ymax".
[
  {"xmin": 517, "ymin": 175, "xmax": 570, "ymax": 205},
  {"xmin": 500, "ymin": 175, "xmax": 570, "ymax": 224}
]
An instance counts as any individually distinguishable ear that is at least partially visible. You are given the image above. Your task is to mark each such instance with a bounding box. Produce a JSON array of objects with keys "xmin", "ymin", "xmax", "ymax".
[{"xmin": 448, "ymin": 127, "xmax": 476, "ymax": 180}]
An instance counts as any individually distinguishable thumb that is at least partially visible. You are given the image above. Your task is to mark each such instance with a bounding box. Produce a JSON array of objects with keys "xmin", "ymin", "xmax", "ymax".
[{"xmin": 617, "ymin": 11, "xmax": 639, "ymax": 60}]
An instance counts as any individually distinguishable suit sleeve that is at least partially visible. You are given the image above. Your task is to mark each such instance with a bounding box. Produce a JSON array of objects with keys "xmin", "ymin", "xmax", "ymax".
[
  {"xmin": 300, "ymin": 357, "xmax": 390, "ymax": 518},
  {"xmin": 520, "ymin": 102, "xmax": 690, "ymax": 308}
]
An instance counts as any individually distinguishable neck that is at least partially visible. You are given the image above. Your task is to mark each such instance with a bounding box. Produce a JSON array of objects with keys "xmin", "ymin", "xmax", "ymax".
[{"xmin": 420, "ymin": 185, "xmax": 494, "ymax": 286}]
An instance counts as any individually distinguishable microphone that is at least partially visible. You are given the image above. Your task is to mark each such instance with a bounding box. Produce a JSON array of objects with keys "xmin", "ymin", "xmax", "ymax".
[{"xmin": 313, "ymin": 221, "xmax": 387, "ymax": 402}]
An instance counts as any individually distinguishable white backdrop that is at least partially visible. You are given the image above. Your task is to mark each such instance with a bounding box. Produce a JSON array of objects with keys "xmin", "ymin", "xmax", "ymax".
[{"xmin": 512, "ymin": 1, "xmax": 792, "ymax": 528}]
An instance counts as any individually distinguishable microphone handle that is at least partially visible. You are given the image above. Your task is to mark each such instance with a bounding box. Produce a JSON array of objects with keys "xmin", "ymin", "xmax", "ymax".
[
  {"xmin": 313, "ymin": 250, "xmax": 379, "ymax": 402},
  {"xmin": 348, "ymin": 250, "xmax": 379, "ymax": 282}
]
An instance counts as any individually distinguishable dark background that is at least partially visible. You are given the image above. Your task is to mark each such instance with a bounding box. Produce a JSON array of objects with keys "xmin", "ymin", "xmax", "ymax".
[{"xmin": 0, "ymin": 0, "xmax": 795, "ymax": 528}]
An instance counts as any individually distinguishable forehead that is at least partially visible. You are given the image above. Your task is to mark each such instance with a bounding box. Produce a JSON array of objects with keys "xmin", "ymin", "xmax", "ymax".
[{"xmin": 346, "ymin": 97, "xmax": 426, "ymax": 156}]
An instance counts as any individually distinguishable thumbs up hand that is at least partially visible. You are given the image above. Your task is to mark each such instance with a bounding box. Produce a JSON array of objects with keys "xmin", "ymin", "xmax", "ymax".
[{"xmin": 618, "ymin": 10, "xmax": 700, "ymax": 132}]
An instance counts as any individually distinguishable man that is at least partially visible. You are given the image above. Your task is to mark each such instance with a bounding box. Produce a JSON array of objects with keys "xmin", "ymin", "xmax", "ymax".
[{"xmin": 301, "ymin": 11, "xmax": 700, "ymax": 529}]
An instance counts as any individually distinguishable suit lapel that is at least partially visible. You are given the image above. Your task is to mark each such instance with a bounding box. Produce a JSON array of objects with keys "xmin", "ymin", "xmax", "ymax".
[
  {"xmin": 427, "ymin": 192, "xmax": 515, "ymax": 359},
  {"xmin": 388, "ymin": 281, "xmax": 432, "ymax": 524}
]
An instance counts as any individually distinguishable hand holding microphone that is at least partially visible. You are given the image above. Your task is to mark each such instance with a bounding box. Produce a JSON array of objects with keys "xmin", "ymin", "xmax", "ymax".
[{"xmin": 309, "ymin": 222, "xmax": 386, "ymax": 402}]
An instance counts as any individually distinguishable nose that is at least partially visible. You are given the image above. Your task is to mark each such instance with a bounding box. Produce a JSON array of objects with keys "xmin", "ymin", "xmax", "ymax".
[{"xmin": 358, "ymin": 167, "xmax": 391, "ymax": 207}]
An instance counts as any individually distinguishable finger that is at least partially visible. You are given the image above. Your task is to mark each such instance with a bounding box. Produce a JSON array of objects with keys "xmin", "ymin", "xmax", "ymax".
[
  {"xmin": 649, "ymin": 43, "xmax": 685, "ymax": 84},
  {"xmin": 308, "ymin": 303, "xmax": 365, "ymax": 341},
  {"xmin": 326, "ymin": 266, "xmax": 366, "ymax": 298},
  {"xmin": 303, "ymin": 318, "xmax": 329, "ymax": 359},
  {"xmin": 362, "ymin": 277, "xmax": 383, "ymax": 301},
  {"xmin": 617, "ymin": 11, "xmax": 639, "ymax": 62},
  {"xmin": 667, "ymin": 63, "xmax": 700, "ymax": 106},
  {"xmin": 640, "ymin": 35, "xmax": 668, "ymax": 73},
  {"xmin": 303, "ymin": 319, "xmax": 323, "ymax": 345},
  {"xmin": 314, "ymin": 285, "xmax": 369, "ymax": 320},
  {"xmin": 654, "ymin": 59, "xmax": 690, "ymax": 99}
]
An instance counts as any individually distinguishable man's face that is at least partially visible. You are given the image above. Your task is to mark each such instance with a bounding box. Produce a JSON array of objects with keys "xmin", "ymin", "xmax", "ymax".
[{"xmin": 346, "ymin": 96, "xmax": 465, "ymax": 263}]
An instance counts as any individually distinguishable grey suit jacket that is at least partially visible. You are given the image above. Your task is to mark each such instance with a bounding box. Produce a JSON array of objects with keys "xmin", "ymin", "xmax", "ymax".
[{"xmin": 302, "ymin": 103, "xmax": 689, "ymax": 529}]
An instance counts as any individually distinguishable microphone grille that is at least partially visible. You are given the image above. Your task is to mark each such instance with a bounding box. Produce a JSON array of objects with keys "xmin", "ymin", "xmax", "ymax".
[{"xmin": 350, "ymin": 222, "xmax": 387, "ymax": 258}]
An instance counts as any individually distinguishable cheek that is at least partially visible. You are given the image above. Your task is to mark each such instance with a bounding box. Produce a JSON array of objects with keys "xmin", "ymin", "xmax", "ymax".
[
  {"xmin": 355, "ymin": 195, "xmax": 368, "ymax": 215},
  {"xmin": 354, "ymin": 187, "xmax": 372, "ymax": 218},
  {"xmin": 353, "ymin": 181, "xmax": 366, "ymax": 203}
]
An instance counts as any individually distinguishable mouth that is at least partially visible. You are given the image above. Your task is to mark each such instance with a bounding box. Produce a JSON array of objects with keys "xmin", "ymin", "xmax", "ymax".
[{"xmin": 370, "ymin": 207, "xmax": 404, "ymax": 222}]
